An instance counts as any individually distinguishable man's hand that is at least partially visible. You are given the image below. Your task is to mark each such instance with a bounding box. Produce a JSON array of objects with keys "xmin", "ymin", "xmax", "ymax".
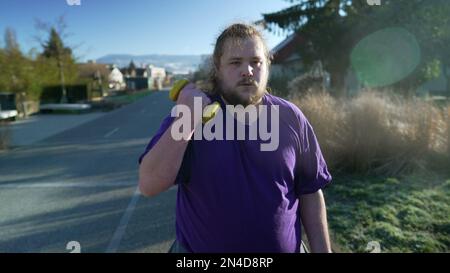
[
  {"xmin": 177, "ymin": 83, "xmax": 211, "ymax": 110},
  {"xmin": 175, "ymin": 83, "xmax": 212, "ymax": 130}
]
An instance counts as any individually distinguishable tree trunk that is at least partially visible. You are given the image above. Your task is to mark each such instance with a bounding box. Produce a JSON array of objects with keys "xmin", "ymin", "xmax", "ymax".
[
  {"xmin": 330, "ymin": 68, "xmax": 347, "ymax": 97},
  {"xmin": 57, "ymin": 53, "xmax": 67, "ymax": 104}
]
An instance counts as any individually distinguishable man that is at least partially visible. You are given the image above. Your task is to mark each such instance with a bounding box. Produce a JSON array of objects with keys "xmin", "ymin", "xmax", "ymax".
[{"xmin": 138, "ymin": 23, "xmax": 332, "ymax": 253}]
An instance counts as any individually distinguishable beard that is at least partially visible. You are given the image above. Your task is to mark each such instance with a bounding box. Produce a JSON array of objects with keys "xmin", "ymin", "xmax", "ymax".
[{"xmin": 217, "ymin": 78, "xmax": 266, "ymax": 107}]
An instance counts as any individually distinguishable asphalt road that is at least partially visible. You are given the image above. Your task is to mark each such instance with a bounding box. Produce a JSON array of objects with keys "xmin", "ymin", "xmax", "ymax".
[{"xmin": 0, "ymin": 91, "xmax": 178, "ymax": 253}]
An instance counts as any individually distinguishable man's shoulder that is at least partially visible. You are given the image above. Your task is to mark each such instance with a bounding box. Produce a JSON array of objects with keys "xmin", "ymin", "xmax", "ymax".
[{"xmin": 264, "ymin": 93, "xmax": 307, "ymax": 122}]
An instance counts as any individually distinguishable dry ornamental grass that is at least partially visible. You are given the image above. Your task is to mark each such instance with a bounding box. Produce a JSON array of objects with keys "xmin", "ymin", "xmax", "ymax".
[{"xmin": 291, "ymin": 90, "xmax": 449, "ymax": 176}]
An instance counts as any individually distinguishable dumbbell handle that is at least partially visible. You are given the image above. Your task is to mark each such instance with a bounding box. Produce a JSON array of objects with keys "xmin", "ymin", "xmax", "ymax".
[{"xmin": 169, "ymin": 79, "xmax": 220, "ymax": 123}]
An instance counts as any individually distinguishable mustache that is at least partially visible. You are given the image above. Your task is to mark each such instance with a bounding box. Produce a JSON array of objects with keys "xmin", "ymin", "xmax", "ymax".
[{"xmin": 237, "ymin": 79, "xmax": 257, "ymax": 86}]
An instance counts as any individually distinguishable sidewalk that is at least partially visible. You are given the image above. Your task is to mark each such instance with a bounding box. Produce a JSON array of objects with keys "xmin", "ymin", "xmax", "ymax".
[{"xmin": 0, "ymin": 112, "xmax": 106, "ymax": 147}]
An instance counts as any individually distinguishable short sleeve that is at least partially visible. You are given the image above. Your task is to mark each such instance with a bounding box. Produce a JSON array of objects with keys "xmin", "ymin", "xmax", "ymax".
[
  {"xmin": 138, "ymin": 115, "xmax": 175, "ymax": 164},
  {"xmin": 295, "ymin": 114, "xmax": 332, "ymax": 195}
]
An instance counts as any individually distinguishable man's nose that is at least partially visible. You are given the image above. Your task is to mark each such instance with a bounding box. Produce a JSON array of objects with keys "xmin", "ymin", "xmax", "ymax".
[{"xmin": 241, "ymin": 64, "xmax": 254, "ymax": 77}]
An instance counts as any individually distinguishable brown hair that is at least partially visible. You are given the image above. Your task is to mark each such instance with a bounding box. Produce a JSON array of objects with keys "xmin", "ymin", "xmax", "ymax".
[{"xmin": 201, "ymin": 23, "xmax": 272, "ymax": 94}]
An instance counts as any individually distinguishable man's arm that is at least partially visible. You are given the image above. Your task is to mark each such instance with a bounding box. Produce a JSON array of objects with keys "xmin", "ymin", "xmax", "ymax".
[
  {"xmin": 299, "ymin": 189, "xmax": 332, "ymax": 253},
  {"xmin": 138, "ymin": 121, "xmax": 191, "ymax": 197},
  {"xmin": 138, "ymin": 83, "xmax": 210, "ymax": 197}
]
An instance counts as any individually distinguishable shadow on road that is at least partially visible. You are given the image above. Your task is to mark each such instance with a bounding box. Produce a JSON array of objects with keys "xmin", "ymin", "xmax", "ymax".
[{"xmin": 0, "ymin": 138, "xmax": 177, "ymax": 253}]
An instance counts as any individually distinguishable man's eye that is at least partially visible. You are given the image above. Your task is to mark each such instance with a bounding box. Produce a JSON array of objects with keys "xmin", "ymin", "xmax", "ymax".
[{"xmin": 230, "ymin": 61, "xmax": 241, "ymax": 65}]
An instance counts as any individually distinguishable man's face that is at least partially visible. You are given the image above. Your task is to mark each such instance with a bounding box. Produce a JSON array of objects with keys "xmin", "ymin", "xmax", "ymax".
[{"xmin": 216, "ymin": 36, "xmax": 269, "ymax": 106}]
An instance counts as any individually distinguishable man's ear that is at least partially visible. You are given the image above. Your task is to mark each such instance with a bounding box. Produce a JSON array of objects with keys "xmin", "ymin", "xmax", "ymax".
[
  {"xmin": 213, "ymin": 63, "xmax": 220, "ymax": 79},
  {"xmin": 213, "ymin": 60, "xmax": 220, "ymax": 73}
]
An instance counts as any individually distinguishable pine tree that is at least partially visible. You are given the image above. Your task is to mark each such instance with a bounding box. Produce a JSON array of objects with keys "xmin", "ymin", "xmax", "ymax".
[
  {"xmin": 263, "ymin": 0, "xmax": 450, "ymax": 96},
  {"xmin": 40, "ymin": 27, "xmax": 77, "ymax": 103}
]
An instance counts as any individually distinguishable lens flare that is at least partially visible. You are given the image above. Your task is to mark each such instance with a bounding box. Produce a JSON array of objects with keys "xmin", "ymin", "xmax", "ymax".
[{"xmin": 350, "ymin": 27, "xmax": 421, "ymax": 88}]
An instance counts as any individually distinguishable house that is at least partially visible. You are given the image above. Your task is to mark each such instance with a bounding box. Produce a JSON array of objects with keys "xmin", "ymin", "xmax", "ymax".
[
  {"xmin": 121, "ymin": 61, "xmax": 148, "ymax": 78},
  {"xmin": 270, "ymin": 33, "xmax": 306, "ymax": 79},
  {"xmin": 270, "ymin": 33, "xmax": 330, "ymax": 94},
  {"xmin": 271, "ymin": 34, "xmax": 345, "ymax": 90},
  {"xmin": 77, "ymin": 61, "xmax": 110, "ymax": 97},
  {"xmin": 272, "ymin": 33, "xmax": 449, "ymax": 97},
  {"xmin": 119, "ymin": 61, "xmax": 167, "ymax": 91},
  {"xmin": 121, "ymin": 61, "xmax": 149, "ymax": 91},
  {"xmin": 124, "ymin": 77, "xmax": 148, "ymax": 91},
  {"xmin": 108, "ymin": 65, "xmax": 125, "ymax": 90},
  {"xmin": 147, "ymin": 65, "xmax": 166, "ymax": 90}
]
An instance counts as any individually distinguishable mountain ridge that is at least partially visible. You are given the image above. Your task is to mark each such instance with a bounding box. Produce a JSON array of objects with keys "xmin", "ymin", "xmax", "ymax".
[{"xmin": 96, "ymin": 54, "xmax": 208, "ymax": 74}]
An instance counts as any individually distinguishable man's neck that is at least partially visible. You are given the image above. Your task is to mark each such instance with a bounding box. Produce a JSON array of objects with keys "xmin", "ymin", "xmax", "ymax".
[
  {"xmin": 219, "ymin": 93, "xmax": 265, "ymax": 107},
  {"xmin": 220, "ymin": 93, "xmax": 265, "ymax": 125}
]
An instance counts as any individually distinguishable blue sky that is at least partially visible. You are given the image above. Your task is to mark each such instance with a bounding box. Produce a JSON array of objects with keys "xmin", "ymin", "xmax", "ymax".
[{"xmin": 0, "ymin": 0, "xmax": 293, "ymax": 61}]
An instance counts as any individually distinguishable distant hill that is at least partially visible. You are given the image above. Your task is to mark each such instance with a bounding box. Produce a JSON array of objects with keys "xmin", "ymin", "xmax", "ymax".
[{"xmin": 96, "ymin": 54, "xmax": 206, "ymax": 74}]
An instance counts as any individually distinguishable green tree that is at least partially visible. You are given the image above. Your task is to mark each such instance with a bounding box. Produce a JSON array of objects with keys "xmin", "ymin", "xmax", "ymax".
[
  {"xmin": 262, "ymin": 0, "xmax": 450, "ymax": 96},
  {"xmin": 0, "ymin": 28, "xmax": 36, "ymax": 97},
  {"xmin": 38, "ymin": 26, "xmax": 78, "ymax": 102}
]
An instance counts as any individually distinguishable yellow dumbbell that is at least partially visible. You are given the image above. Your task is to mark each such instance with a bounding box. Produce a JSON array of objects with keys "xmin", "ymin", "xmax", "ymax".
[{"xmin": 169, "ymin": 79, "xmax": 220, "ymax": 123}]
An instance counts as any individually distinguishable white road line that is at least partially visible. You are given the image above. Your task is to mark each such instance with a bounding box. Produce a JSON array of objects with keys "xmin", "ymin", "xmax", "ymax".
[
  {"xmin": 106, "ymin": 187, "xmax": 141, "ymax": 253},
  {"xmin": 104, "ymin": 128, "xmax": 119, "ymax": 138}
]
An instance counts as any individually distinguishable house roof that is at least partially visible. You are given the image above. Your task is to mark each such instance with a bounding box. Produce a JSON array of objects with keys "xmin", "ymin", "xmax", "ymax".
[
  {"xmin": 120, "ymin": 67, "xmax": 146, "ymax": 77},
  {"xmin": 135, "ymin": 68, "xmax": 146, "ymax": 77},
  {"xmin": 77, "ymin": 63, "xmax": 110, "ymax": 79},
  {"xmin": 271, "ymin": 33, "xmax": 305, "ymax": 64}
]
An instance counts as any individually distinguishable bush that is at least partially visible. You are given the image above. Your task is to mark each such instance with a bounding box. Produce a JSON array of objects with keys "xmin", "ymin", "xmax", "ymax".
[
  {"xmin": 287, "ymin": 73, "xmax": 328, "ymax": 98},
  {"xmin": 292, "ymin": 90, "xmax": 450, "ymax": 175},
  {"xmin": 40, "ymin": 84, "xmax": 89, "ymax": 103},
  {"xmin": 268, "ymin": 74, "xmax": 291, "ymax": 98}
]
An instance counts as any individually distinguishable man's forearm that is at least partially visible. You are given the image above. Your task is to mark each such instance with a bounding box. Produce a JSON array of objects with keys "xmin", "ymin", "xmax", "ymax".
[
  {"xmin": 138, "ymin": 117, "xmax": 193, "ymax": 197},
  {"xmin": 139, "ymin": 84, "xmax": 210, "ymax": 197},
  {"xmin": 299, "ymin": 190, "xmax": 332, "ymax": 253}
]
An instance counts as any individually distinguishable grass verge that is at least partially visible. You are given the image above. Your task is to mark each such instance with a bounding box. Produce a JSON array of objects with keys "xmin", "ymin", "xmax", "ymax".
[{"xmin": 326, "ymin": 172, "xmax": 450, "ymax": 252}]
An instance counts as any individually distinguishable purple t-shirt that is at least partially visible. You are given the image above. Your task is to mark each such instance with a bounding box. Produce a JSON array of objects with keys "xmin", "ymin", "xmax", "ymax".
[{"xmin": 138, "ymin": 93, "xmax": 332, "ymax": 253}]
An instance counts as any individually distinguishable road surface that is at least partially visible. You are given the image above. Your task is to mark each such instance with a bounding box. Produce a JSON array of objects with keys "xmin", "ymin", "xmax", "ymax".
[{"xmin": 0, "ymin": 91, "xmax": 177, "ymax": 253}]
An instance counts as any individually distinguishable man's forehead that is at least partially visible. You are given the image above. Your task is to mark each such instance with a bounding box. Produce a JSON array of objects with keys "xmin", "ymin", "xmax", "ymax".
[{"xmin": 221, "ymin": 37, "xmax": 265, "ymax": 59}]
